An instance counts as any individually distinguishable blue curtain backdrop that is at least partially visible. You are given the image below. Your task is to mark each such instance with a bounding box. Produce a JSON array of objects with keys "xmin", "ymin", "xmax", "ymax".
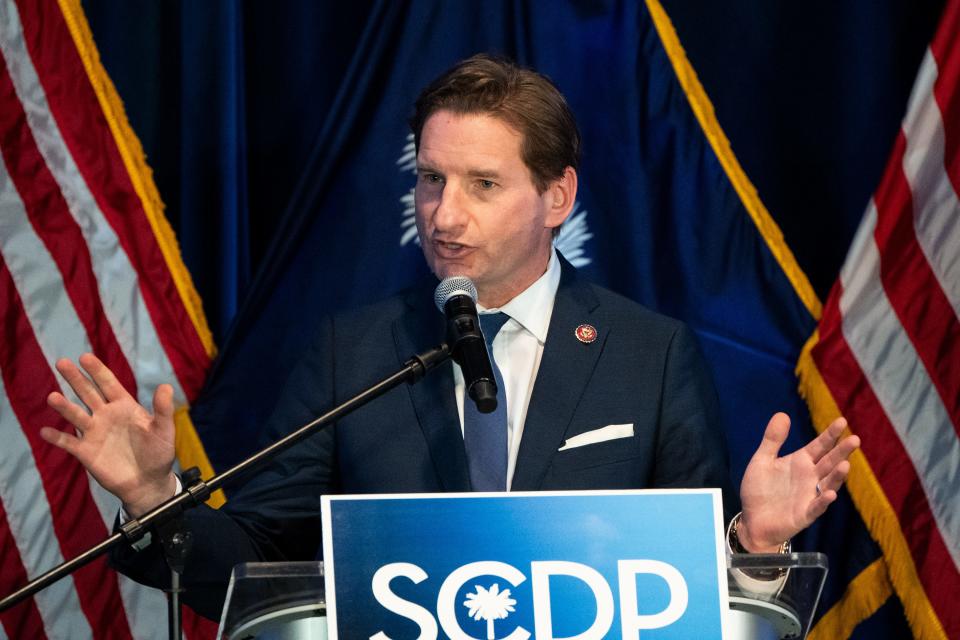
[{"xmin": 83, "ymin": 1, "xmax": 943, "ymax": 637}]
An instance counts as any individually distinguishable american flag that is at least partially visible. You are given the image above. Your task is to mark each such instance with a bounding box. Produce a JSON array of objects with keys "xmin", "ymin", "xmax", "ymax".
[
  {"xmin": 799, "ymin": 0, "xmax": 960, "ymax": 637},
  {"xmin": 0, "ymin": 0, "xmax": 218, "ymax": 637}
]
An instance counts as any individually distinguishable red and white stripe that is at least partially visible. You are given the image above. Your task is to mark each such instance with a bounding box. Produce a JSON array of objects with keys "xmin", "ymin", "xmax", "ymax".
[
  {"xmin": 0, "ymin": 0, "xmax": 215, "ymax": 638},
  {"xmin": 812, "ymin": 0, "xmax": 960, "ymax": 636}
]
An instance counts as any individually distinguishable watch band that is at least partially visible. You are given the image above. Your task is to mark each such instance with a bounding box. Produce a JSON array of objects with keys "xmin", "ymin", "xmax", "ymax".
[{"xmin": 727, "ymin": 512, "xmax": 790, "ymax": 580}]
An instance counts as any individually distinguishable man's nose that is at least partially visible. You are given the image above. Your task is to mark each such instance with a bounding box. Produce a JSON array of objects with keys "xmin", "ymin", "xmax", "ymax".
[{"xmin": 433, "ymin": 182, "xmax": 468, "ymax": 233}]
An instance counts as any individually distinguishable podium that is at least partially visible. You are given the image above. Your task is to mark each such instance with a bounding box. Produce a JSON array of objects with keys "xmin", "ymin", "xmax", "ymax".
[
  {"xmin": 216, "ymin": 554, "xmax": 828, "ymax": 640},
  {"xmin": 217, "ymin": 563, "xmax": 327, "ymax": 640},
  {"xmin": 727, "ymin": 552, "xmax": 828, "ymax": 639}
]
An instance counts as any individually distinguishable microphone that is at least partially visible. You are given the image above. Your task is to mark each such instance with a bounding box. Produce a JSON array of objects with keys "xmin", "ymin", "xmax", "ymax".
[{"xmin": 434, "ymin": 276, "xmax": 498, "ymax": 413}]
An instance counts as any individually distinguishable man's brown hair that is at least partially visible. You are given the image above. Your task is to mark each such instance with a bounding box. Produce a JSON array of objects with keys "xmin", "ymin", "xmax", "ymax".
[{"xmin": 410, "ymin": 54, "xmax": 581, "ymax": 194}]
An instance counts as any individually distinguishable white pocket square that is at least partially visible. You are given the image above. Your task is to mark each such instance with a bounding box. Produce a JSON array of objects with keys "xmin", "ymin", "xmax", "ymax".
[{"xmin": 558, "ymin": 423, "xmax": 634, "ymax": 451}]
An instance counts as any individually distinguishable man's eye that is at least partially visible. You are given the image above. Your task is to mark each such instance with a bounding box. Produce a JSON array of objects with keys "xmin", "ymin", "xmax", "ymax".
[
  {"xmin": 420, "ymin": 173, "xmax": 443, "ymax": 184},
  {"xmin": 478, "ymin": 179, "xmax": 495, "ymax": 190}
]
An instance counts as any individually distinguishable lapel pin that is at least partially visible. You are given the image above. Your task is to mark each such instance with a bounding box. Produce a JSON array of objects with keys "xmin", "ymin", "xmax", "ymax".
[{"xmin": 575, "ymin": 324, "xmax": 597, "ymax": 344}]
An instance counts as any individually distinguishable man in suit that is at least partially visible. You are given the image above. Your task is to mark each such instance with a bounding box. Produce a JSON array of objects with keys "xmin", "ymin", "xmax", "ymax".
[{"xmin": 41, "ymin": 55, "xmax": 858, "ymax": 619}]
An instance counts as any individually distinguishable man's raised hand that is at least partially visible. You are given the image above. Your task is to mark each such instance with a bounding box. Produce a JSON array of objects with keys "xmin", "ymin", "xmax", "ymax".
[
  {"xmin": 39, "ymin": 353, "xmax": 178, "ymax": 518},
  {"xmin": 737, "ymin": 413, "xmax": 860, "ymax": 553}
]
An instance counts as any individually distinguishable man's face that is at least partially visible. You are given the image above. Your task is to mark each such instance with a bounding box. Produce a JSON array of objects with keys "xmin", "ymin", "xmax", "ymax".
[{"xmin": 415, "ymin": 110, "xmax": 571, "ymax": 308}]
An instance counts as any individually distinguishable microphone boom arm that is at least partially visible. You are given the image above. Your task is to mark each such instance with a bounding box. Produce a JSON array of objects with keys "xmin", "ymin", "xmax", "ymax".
[{"xmin": 0, "ymin": 342, "xmax": 451, "ymax": 614}]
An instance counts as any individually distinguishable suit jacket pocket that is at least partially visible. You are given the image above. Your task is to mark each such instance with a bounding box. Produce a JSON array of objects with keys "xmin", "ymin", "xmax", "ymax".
[
  {"xmin": 550, "ymin": 436, "xmax": 641, "ymax": 473},
  {"xmin": 544, "ymin": 437, "xmax": 648, "ymax": 490}
]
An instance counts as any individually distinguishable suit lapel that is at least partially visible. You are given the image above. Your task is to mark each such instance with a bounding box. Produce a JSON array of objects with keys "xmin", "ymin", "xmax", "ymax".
[
  {"xmin": 512, "ymin": 261, "xmax": 606, "ymax": 490},
  {"xmin": 393, "ymin": 285, "xmax": 471, "ymax": 491}
]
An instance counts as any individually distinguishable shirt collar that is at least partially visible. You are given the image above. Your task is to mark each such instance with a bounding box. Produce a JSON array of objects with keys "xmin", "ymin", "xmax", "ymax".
[{"xmin": 478, "ymin": 248, "xmax": 560, "ymax": 344}]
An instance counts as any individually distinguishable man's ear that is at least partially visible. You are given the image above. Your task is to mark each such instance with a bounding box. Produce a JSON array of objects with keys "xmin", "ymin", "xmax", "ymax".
[{"xmin": 544, "ymin": 166, "xmax": 578, "ymax": 231}]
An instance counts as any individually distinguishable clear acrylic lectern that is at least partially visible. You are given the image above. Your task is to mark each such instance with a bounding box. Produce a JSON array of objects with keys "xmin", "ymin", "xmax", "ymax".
[
  {"xmin": 217, "ymin": 554, "xmax": 827, "ymax": 639},
  {"xmin": 217, "ymin": 562, "xmax": 326, "ymax": 640},
  {"xmin": 727, "ymin": 552, "xmax": 829, "ymax": 639}
]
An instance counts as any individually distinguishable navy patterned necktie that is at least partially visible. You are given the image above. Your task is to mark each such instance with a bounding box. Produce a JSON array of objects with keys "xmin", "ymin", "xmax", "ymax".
[{"xmin": 464, "ymin": 312, "xmax": 511, "ymax": 491}]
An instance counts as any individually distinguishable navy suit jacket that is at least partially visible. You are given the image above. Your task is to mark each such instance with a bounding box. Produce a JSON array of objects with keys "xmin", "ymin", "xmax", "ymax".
[{"xmin": 114, "ymin": 257, "xmax": 732, "ymax": 619}]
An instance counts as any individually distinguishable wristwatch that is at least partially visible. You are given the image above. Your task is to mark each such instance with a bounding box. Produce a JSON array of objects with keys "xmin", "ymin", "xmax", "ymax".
[{"xmin": 727, "ymin": 512, "xmax": 790, "ymax": 580}]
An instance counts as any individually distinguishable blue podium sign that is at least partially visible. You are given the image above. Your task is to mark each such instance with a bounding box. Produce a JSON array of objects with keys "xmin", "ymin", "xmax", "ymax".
[{"xmin": 321, "ymin": 490, "xmax": 729, "ymax": 639}]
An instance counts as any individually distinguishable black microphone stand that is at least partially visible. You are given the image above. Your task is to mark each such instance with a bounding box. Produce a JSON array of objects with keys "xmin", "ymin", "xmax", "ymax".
[{"xmin": 0, "ymin": 342, "xmax": 451, "ymax": 639}]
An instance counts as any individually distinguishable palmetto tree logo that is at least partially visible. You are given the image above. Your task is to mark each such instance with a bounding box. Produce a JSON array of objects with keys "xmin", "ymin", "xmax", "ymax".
[{"xmin": 463, "ymin": 583, "xmax": 517, "ymax": 640}]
